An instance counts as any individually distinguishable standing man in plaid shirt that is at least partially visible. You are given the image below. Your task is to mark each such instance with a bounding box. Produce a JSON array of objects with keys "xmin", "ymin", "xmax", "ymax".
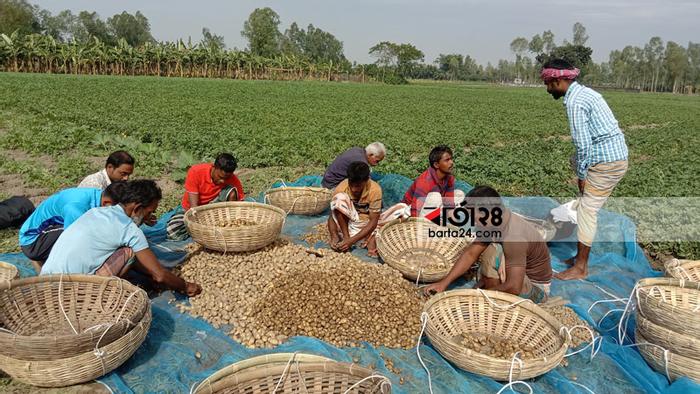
[{"xmin": 542, "ymin": 58, "xmax": 629, "ymax": 280}]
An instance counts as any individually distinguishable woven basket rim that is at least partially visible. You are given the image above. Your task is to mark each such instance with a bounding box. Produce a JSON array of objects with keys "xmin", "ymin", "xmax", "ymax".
[
  {"xmin": 194, "ymin": 353, "xmax": 332, "ymax": 391},
  {"xmin": 205, "ymin": 360, "xmax": 386, "ymax": 394},
  {"xmin": 185, "ymin": 201, "xmax": 287, "ymax": 223},
  {"xmin": 636, "ymin": 277, "xmax": 700, "ymax": 292},
  {"xmin": 423, "ymin": 288, "xmax": 568, "ymax": 362},
  {"xmin": 0, "ymin": 261, "xmax": 19, "ymax": 279},
  {"xmin": 224, "ymin": 360, "xmax": 380, "ymax": 382},
  {"xmin": 665, "ymin": 259, "xmax": 700, "ymax": 280},
  {"xmin": 636, "ymin": 312, "xmax": 700, "ymax": 350},
  {"xmin": 0, "ymin": 274, "xmax": 148, "ymax": 342},
  {"xmin": 0, "ymin": 273, "xmax": 147, "ymax": 292},
  {"xmin": 265, "ymin": 186, "xmax": 332, "ymax": 195}
]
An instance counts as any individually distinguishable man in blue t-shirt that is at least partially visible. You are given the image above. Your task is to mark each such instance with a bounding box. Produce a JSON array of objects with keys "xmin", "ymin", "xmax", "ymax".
[
  {"xmin": 41, "ymin": 180, "xmax": 201, "ymax": 297},
  {"xmin": 19, "ymin": 183, "xmax": 125, "ymax": 273}
]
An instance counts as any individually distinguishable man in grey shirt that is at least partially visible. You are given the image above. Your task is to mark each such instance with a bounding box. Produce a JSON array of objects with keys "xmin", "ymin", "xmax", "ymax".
[{"xmin": 321, "ymin": 142, "xmax": 386, "ymax": 189}]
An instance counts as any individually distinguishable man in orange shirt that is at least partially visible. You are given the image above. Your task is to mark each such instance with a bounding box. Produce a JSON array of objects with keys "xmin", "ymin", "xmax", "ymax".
[{"xmin": 167, "ymin": 153, "xmax": 245, "ymax": 240}]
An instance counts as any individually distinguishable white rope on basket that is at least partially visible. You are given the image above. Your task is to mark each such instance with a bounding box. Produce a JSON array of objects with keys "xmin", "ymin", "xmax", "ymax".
[
  {"xmin": 496, "ymin": 352, "xmax": 532, "ymax": 394},
  {"xmin": 263, "ymin": 179, "xmax": 289, "ymax": 205},
  {"xmin": 0, "ymin": 327, "xmax": 16, "ymax": 334},
  {"xmin": 213, "ymin": 226, "xmax": 228, "ymax": 255},
  {"xmin": 190, "ymin": 352, "xmax": 309, "ymax": 394},
  {"xmin": 416, "ymin": 312, "xmax": 434, "ymax": 394},
  {"xmin": 559, "ymin": 325, "xmax": 603, "ymax": 361},
  {"xmin": 93, "ymin": 288, "xmax": 141, "ymax": 376},
  {"xmin": 189, "ymin": 375, "xmax": 208, "ymax": 394},
  {"xmin": 342, "ymin": 374, "xmax": 392, "ymax": 394},
  {"xmin": 617, "ymin": 284, "xmax": 642, "ymax": 345},
  {"xmin": 271, "ymin": 352, "xmax": 301, "ymax": 394},
  {"xmin": 667, "ymin": 259, "xmax": 694, "ymax": 281},
  {"xmin": 286, "ymin": 196, "xmax": 304, "ymax": 215},
  {"xmin": 477, "ymin": 288, "xmax": 533, "ymax": 311},
  {"xmin": 58, "ymin": 274, "xmax": 79, "ymax": 335},
  {"xmin": 293, "ymin": 357, "xmax": 310, "ymax": 394},
  {"xmin": 622, "ymin": 342, "xmax": 672, "ymax": 383}
]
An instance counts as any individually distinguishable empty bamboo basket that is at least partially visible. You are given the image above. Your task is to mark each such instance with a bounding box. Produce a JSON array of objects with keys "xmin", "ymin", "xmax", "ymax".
[
  {"xmin": 0, "ymin": 274, "xmax": 149, "ymax": 361},
  {"xmin": 377, "ymin": 218, "xmax": 470, "ymax": 282},
  {"xmin": 265, "ymin": 186, "xmax": 332, "ymax": 215}
]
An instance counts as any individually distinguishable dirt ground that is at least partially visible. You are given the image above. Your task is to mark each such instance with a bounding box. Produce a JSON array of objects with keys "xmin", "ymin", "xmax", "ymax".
[{"xmin": 0, "ymin": 173, "xmax": 49, "ymax": 206}]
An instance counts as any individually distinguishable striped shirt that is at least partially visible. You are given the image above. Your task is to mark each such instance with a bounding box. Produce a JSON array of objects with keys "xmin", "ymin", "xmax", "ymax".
[
  {"xmin": 563, "ymin": 82, "xmax": 628, "ymax": 179},
  {"xmin": 401, "ymin": 167, "xmax": 456, "ymax": 217}
]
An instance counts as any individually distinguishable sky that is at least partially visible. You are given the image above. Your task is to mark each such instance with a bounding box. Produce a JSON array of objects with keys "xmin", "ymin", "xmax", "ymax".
[{"xmin": 34, "ymin": 0, "xmax": 700, "ymax": 65}]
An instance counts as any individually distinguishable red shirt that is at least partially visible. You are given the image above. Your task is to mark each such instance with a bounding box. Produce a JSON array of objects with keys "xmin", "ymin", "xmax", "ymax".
[
  {"xmin": 401, "ymin": 168, "xmax": 456, "ymax": 217},
  {"xmin": 181, "ymin": 163, "xmax": 245, "ymax": 210}
]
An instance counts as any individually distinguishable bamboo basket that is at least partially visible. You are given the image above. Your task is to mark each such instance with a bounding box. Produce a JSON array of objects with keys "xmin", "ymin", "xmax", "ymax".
[
  {"xmin": 265, "ymin": 186, "xmax": 332, "ymax": 215},
  {"xmin": 636, "ymin": 312, "xmax": 700, "ymax": 358},
  {"xmin": 185, "ymin": 201, "xmax": 286, "ymax": 252},
  {"xmin": 0, "ymin": 274, "xmax": 149, "ymax": 360},
  {"xmin": 423, "ymin": 289, "xmax": 567, "ymax": 380},
  {"xmin": 376, "ymin": 218, "xmax": 470, "ymax": 282},
  {"xmin": 193, "ymin": 353, "xmax": 332, "ymax": 393},
  {"xmin": 664, "ymin": 259, "xmax": 700, "ymax": 282},
  {"xmin": 0, "ymin": 261, "xmax": 19, "ymax": 281},
  {"xmin": 194, "ymin": 353, "xmax": 389, "ymax": 394},
  {"xmin": 636, "ymin": 330, "xmax": 700, "ymax": 384},
  {"xmin": 635, "ymin": 277, "xmax": 700, "ymax": 339},
  {"xmin": 0, "ymin": 306, "xmax": 151, "ymax": 387},
  {"xmin": 512, "ymin": 212, "xmax": 557, "ymax": 242}
]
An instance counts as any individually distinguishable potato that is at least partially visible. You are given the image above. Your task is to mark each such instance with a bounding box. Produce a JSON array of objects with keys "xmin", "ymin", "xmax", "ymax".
[{"xmin": 177, "ymin": 239, "xmax": 424, "ymax": 349}]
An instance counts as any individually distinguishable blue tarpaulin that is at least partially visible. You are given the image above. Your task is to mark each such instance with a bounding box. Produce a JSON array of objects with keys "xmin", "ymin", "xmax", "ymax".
[{"xmin": 2, "ymin": 173, "xmax": 697, "ymax": 393}]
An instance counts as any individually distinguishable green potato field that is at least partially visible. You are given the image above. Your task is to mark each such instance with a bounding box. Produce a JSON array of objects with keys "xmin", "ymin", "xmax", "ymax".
[{"xmin": 0, "ymin": 73, "xmax": 698, "ymax": 256}]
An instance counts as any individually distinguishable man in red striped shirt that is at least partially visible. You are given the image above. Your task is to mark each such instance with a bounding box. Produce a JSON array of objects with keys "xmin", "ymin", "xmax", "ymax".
[{"xmin": 402, "ymin": 145, "xmax": 464, "ymax": 218}]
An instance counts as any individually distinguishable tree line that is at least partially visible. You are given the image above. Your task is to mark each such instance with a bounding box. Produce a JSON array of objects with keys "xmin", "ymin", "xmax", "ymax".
[{"xmin": 1, "ymin": 0, "xmax": 698, "ymax": 92}]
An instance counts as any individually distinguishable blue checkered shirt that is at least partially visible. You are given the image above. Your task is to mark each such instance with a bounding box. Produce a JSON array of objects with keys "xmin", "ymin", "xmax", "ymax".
[{"xmin": 563, "ymin": 82, "xmax": 628, "ymax": 179}]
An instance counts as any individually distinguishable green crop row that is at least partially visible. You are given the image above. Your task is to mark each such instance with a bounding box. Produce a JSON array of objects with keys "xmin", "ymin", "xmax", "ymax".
[{"xmin": 0, "ymin": 72, "xmax": 698, "ymax": 257}]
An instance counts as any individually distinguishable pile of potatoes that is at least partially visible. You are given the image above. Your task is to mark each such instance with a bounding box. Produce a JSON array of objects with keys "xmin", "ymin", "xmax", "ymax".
[
  {"xmin": 459, "ymin": 332, "xmax": 537, "ymax": 359},
  {"xmin": 301, "ymin": 222, "xmax": 330, "ymax": 246},
  {"xmin": 178, "ymin": 240, "xmax": 423, "ymax": 349}
]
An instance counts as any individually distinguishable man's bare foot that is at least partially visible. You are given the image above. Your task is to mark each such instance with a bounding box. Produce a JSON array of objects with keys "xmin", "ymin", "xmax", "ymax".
[
  {"xmin": 563, "ymin": 257, "xmax": 576, "ymax": 266},
  {"xmin": 367, "ymin": 249, "xmax": 378, "ymax": 258},
  {"xmin": 554, "ymin": 264, "xmax": 588, "ymax": 280}
]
